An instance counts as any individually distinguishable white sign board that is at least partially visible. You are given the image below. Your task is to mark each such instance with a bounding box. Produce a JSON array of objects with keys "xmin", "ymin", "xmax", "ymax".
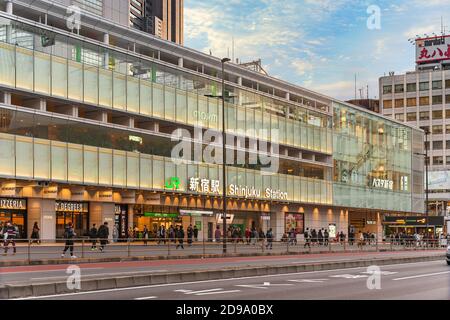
[{"xmin": 416, "ymin": 35, "xmax": 450, "ymax": 64}]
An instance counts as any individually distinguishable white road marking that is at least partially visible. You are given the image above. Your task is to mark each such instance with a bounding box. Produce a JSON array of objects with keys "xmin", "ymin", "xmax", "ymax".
[
  {"xmin": 14, "ymin": 259, "xmax": 444, "ymax": 300},
  {"xmin": 393, "ymin": 271, "xmax": 450, "ymax": 281},
  {"xmin": 236, "ymin": 285, "xmax": 268, "ymax": 289},
  {"xmin": 288, "ymin": 279, "xmax": 329, "ymax": 283},
  {"xmin": 360, "ymin": 271, "xmax": 398, "ymax": 275},
  {"xmin": 135, "ymin": 296, "xmax": 157, "ymax": 300},
  {"xmin": 195, "ymin": 290, "xmax": 241, "ymax": 296},
  {"xmin": 184, "ymin": 288, "xmax": 225, "ymax": 295},
  {"xmin": 330, "ymin": 274, "xmax": 369, "ymax": 279}
]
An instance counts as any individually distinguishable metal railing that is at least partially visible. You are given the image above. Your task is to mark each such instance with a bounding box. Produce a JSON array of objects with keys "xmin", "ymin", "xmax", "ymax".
[{"xmin": 0, "ymin": 237, "xmax": 446, "ymax": 264}]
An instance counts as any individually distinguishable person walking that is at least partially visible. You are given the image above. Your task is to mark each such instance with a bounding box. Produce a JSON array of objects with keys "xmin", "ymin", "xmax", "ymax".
[
  {"xmin": 193, "ymin": 225, "xmax": 199, "ymax": 242},
  {"xmin": 187, "ymin": 224, "xmax": 193, "ymax": 246},
  {"xmin": 311, "ymin": 229, "xmax": 317, "ymax": 246},
  {"xmin": 97, "ymin": 222, "xmax": 109, "ymax": 252},
  {"xmin": 61, "ymin": 222, "xmax": 77, "ymax": 258},
  {"xmin": 214, "ymin": 226, "xmax": 221, "ymax": 243},
  {"xmin": 324, "ymin": 229, "xmax": 329, "ymax": 246},
  {"xmin": 89, "ymin": 224, "xmax": 98, "ymax": 250},
  {"xmin": 176, "ymin": 226, "xmax": 185, "ymax": 249},
  {"xmin": 2, "ymin": 221, "xmax": 18, "ymax": 255},
  {"xmin": 161, "ymin": 225, "xmax": 166, "ymax": 244},
  {"xmin": 318, "ymin": 229, "xmax": 324, "ymax": 246},
  {"xmin": 266, "ymin": 228, "xmax": 273, "ymax": 250},
  {"xmin": 357, "ymin": 230, "xmax": 364, "ymax": 249},
  {"xmin": 304, "ymin": 228, "xmax": 311, "ymax": 248},
  {"xmin": 169, "ymin": 225, "xmax": 175, "ymax": 243},
  {"xmin": 245, "ymin": 227, "xmax": 251, "ymax": 245},
  {"xmin": 30, "ymin": 222, "xmax": 40, "ymax": 245},
  {"xmin": 143, "ymin": 225, "xmax": 149, "ymax": 246}
]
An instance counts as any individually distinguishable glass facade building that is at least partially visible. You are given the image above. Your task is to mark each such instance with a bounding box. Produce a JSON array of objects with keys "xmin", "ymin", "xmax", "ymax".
[{"xmin": 0, "ymin": 1, "xmax": 424, "ymax": 241}]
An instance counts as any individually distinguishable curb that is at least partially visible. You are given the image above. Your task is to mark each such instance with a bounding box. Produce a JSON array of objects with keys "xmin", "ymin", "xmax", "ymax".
[
  {"xmin": 1, "ymin": 253, "xmax": 444, "ymax": 299},
  {"xmin": 0, "ymin": 249, "xmax": 443, "ymax": 267}
]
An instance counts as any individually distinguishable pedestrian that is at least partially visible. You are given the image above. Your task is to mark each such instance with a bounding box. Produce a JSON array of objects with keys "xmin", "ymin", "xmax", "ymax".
[
  {"xmin": 245, "ymin": 227, "xmax": 251, "ymax": 245},
  {"xmin": 318, "ymin": 229, "xmax": 323, "ymax": 246},
  {"xmin": 304, "ymin": 228, "xmax": 311, "ymax": 248},
  {"xmin": 61, "ymin": 222, "xmax": 77, "ymax": 258},
  {"xmin": 89, "ymin": 224, "xmax": 98, "ymax": 250},
  {"xmin": 259, "ymin": 228, "xmax": 265, "ymax": 243},
  {"xmin": 176, "ymin": 226, "xmax": 185, "ymax": 249},
  {"xmin": 324, "ymin": 229, "xmax": 329, "ymax": 246},
  {"xmin": 339, "ymin": 231, "xmax": 345, "ymax": 245},
  {"xmin": 187, "ymin": 224, "xmax": 193, "ymax": 246},
  {"xmin": 2, "ymin": 221, "xmax": 18, "ymax": 255},
  {"xmin": 128, "ymin": 227, "xmax": 134, "ymax": 242},
  {"xmin": 134, "ymin": 225, "xmax": 139, "ymax": 240},
  {"xmin": 193, "ymin": 225, "xmax": 199, "ymax": 242},
  {"xmin": 357, "ymin": 230, "xmax": 364, "ymax": 249},
  {"xmin": 215, "ymin": 225, "xmax": 221, "ymax": 242},
  {"xmin": 266, "ymin": 228, "xmax": 273, "ymax": 250},
  {"xmin": 161, "ymin": 225, "xmax": 166, "ymax": 244},
  {"xmin": 98, "ymin": 222, "xmax": 109, "ymax": 252},
  {"xmin": 30, "ymin": 222, "xmax": 40, "ymax": 245},
  {"xmin": 113, "ymin": 224, "xmax": 119, "ymax": 243},
  {"xmin": 169, "ymin": 225, "xmax": 175, "ymax": 243},
  {"xmin": 311, "ymin": 229, "xmax": 317, "ymax": 245},
  {"xmin": 143, "ymin": 225, "xmax": 149, "ymax": 246}
]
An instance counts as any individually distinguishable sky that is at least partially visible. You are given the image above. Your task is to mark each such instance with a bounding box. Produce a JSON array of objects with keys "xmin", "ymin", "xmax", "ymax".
[{"xmin": 184, "ymin": 0, "xmax": 450, "ymax": 101}]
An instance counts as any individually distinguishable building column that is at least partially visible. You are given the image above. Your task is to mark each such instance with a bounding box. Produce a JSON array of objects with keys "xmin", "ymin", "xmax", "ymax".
[
  {"xmin": 127, "ymin": 204, "xmax": 134, "ymax": 230},
  {"xmin": 28, "ymin": 199, "xmax": 56, "ymax": 242},
  {"xmin": 270, "ymin": 209, "xmax": 285, "ymax": 241},
  {"xmin": 3, "ymin": 92, "xmax": 11, "ymax": 105},
  {"xmin": 6, "ymin": 0, "xmax": 12, "ymax": 14},
  {"xmin": 178, "ymin": 57, "xmax": 183, "ymax": 68},
  {"xmin": 103, "ymin": 33, "xmax": 110, "ymax": 69}
]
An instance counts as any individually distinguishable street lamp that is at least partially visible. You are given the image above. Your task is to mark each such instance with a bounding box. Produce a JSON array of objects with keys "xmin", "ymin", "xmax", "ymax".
[
  {"xmin": 205, "ymin": 57, "xmax": 230, "ymax": 254},
  {"xmin": 415, "ymin": 128, "xmax": 430, "ymax": 236}
]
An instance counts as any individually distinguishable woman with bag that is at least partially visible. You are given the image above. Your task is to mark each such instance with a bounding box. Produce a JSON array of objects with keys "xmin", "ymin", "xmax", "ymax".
[{"xmin": 30, "ymin": 222, "xmax": 41, "ymax": 244}]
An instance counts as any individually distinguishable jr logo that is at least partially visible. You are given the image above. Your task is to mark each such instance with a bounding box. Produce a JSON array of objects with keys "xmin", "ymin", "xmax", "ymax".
[{"xmin": 165, "ymin": 177, "xmax": 181, "ymax": 190}]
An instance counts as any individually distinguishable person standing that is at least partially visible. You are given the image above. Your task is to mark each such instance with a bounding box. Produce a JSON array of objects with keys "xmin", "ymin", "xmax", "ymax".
[
  {"xmin": 176, "ymin": 226, "xmax": 185, "ymax": 249},
  {"xmin": 97, "ymin": 222, "xmax": 109, "ymax": 252},
  {"xmin": 2, "ymin": 221, "xmax": 18, "ymax": 255},
  {"xmin": 30, "ymin": 222, "xmax": 40, "ymax": 245},
  {"xmin": 161, "ymin": 225, "xmax": 166, "ymax": 244},
  {"xmin": 187, "ymin": 224, "xmax": 193, "ymax": 246},
  {"xmin": 245, "ymin": 227, "xmax": 251, "ymax": 245},
  {"xmin": 169, "ymin": 225, "xmax": 175, "ymax": 243},
  {"xmin": 324, "ymin": 229, "xmax": 329, "ymax": 246},
  {"xmin": 193, "ymin": 225, "xmax": 199, "ymax": 242},
  {"xmin": 266, "ymin": 228, "xmax": 273, "ymax": 250},
  {"xmin": 304, "ymin": 228, "xmax": 311, "ymax": 248},
  {"xmin": 214, "ymin": 226, "xmax": 221, "ymax": 243},
  {"xmin": 89, "ymin": 224, "xmax": 98, "ymax": 250},
  {"xmin": 113, "ymin": 224, "xmax": 119, "ymax": 243},
  {"xmin": 61, "ymin": 222, "xmax": 76, "ymax": 258},
  {"xmin": 143, "ymin": 225, "xmax": 149, "ymax": 246}
]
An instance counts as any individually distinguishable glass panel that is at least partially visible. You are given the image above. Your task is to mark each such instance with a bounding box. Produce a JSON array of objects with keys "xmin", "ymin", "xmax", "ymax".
[
  {"xmin": 16, "ymin": 47, "xmax": 33, "ymax": 90},
  {"xmin": 152, "ymin": 157, "xmax": 164, "ymax": 189},
  {"xmin": 198, "ymin": 96, "xmax": 208, "ymax": 128},
  {"xmin": 34, "ymin": 51, "xmax": 50, "ymax": 94},
  {"xmin": 113, "ymin": 72, "xmax": 126, "ymax": 110},
  {"xmin": 187, "ymin": 92, "xmax": 197, "ymax": 126},
  {"xmin": 177, "ymin": 162, "xmax": 187, "ymax": 192},
  {"xmin": 153, "ymin": 82, "xmax": 164, "ymax": 118},
  {"xmin": 0, "ymin": 133, "xmax": 15, "ymax": 176},
  {"xmin": 208, "ymin": 98, "xmax": 219, "ymax": 130},
  {"xmin": 113, "ymin": 151, "xmax": 126, "ymax": 186},
  {"xmin": 84, "ymin": 64, "xmax": 98, "ymax": 105},
  {"xmin": 140, "ymin": 80, "xmax": 152, "ymax": 116},
  {"xmin": 51, "ymin": 142, "xmax": 67, "ymax": 181},
  {"xmin": 176, "ymin": 90, "xmax": 187, "ymax": 123},
  {"xmin": 98, "ymin": 148, "xmax": 112, "ymax": 185},
  {"xmin": 0, "ymin": 43, "xmax": 15, "ymax": 86},
  {"xmin": 15, "ymin": 137, "xmax": 33, "ymax": 178},
  {"xmin": 127, "ymin": 76, "xmax": 140, "ymax": 113},
  {"xmin": 68, "ymin": 60, "xmax": 83, "ymax": 101},
  {"xmin": 165, "ymin": 86, "xmax": 176, "ymax": 120},
  {"xmin": 127, "ymin": 152, "xmax": 139, "ymax": 188},
  {"xmin": 99, "ymin": 68, "xmax": 112, "ymax": 107},
  {"xmin": 51, "ymin": 55, "xmax": 68, "ymax": 98},
  {"xmin": 68, "ymin": 144, "xmax": 83, "ymax": 182},
  {"xmin": 140, "ymin": 155, "xmax": 152, "ymax": 189},
  {"xmin": 34, "ymin": 139, "xmax": 50, "ymax": 179},
  {"xmin": 84, "ymin": 146, "xmax": 98, "ymax": 184}
]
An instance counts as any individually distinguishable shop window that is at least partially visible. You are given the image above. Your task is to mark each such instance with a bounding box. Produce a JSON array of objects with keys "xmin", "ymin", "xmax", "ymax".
[
  {"xmin": 406, "ymin": 97, "xmax": 416, "ymax": 107},
  {"xmin": 406, "ymin": 112, "xmax": 416, "ymax": 121},
  {"xmin": 432, "ymin": 95, "xmax": 443, "ymax": 105},
  {"xmin": 383, "ymin": 100, "xmax": 392, "ymax": 109},
  {"xmin": 419, "ymin": 82, "xmax": 429, "ymax": 91},
  {"xmin": 433, "ymin": 156, "xmax": 444, "ymax": 165},
  {"xmin": 433, "ymin": 141, "xmax": 443, "ymax": 150},
  {"xmin": 383, "ymin": 85, "xmax": 392, "ymax": 94},
  {"xmin": 432, "ymin": 80, "xmax": 442, "ymax": 90},
  {"xmin": 419, "ymin": 96, "xmax": 429, "ymax": 106},
  {"xmin": 432, "ymin": 110, "xmax": 443, "ymax": 119},
  {"xmin": 419, "ymin": 111, "xmax": 429, "ymax": 120},
  {"xmin": 395, "ymin": 99, "xmax": 404, "ymax": 108},
  {"xmin": 394, "ymin": 84, "xmax": 404, "ymax": 93},
  {"xmin": 406, "ymin": 83, "xmax": 417, "ymax": 92}
]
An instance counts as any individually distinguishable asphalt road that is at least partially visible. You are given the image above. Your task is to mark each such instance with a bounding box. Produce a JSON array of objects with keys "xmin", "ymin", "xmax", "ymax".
[{"xmin": 18, "ymin": 259, "xmax": 450, "ymax": 300}]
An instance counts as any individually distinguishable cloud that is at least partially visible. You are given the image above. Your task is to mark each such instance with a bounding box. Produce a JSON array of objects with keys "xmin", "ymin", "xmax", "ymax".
[{"xmin": 291, "ymin": 59, "xmax": 313, "ymax": 76}]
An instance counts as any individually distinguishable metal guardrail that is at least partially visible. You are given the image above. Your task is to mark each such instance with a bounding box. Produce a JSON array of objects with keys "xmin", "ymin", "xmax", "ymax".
[{"xmin": 0, "ymin": 237, "xmax": 446, "ymax": 264}]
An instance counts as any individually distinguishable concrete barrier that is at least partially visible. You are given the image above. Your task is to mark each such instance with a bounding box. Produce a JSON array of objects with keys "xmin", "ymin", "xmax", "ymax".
[{"xmin": 2, "ymin": 253, "xmax": 445, "ymax": 299}]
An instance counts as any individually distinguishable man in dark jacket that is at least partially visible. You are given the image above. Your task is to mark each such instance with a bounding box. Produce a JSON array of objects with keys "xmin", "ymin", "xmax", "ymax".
[
  {"xmin": 89, "ymin": 224, "xmax": 98, "ymax": 251},
  {"xmin": 176, "ymin": 226, "xmax": 185, "ymax": 249},
  {"xmin": 2, "ymin": 221, "xmax": 18, "ymax": 255},
  {"xmin": 187, "ymin": 224, "xmax": 193, "ymax": 246},
  {"xmin": 193, "ymin": 225, "xmax": 199, "ymax": 242},
  {"xmin": 97, "ymin": 222, "xmax": 109, "ymax": 252},
  {"xmin": 61, "ymin": 222, "xmax": 76, "ymax": 258}
]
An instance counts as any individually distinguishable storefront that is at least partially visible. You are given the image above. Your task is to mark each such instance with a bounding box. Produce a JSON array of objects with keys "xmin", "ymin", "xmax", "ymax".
[
  {"xmin": 55, "ymin": 201, "xmax": 89, "ymax": 238},
  {"xmin": 133, "ymin": 205, "xmax": 182, "ymax": 238},
  {"xmin": 383, "ymin": 216, "xmax": 445, "ymax": 236},
  {"xmin": 114, "ymin": 204, "xmax": 129, "ymax": 239},
  {"xmin": 0, "ymin": 198, "xmax": 27, "ymax": 239}
]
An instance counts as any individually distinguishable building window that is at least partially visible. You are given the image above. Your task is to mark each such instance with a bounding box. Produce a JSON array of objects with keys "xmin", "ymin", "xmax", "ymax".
[
  {"xmin": 383, "ymin": 85, "xmax": 392, "ymax": 94},
  {"xmin": 419, "ymin": 111, "xmax": 429, "ymax": 120},
  {"xmin": 406, "ymin": 83, "xmax": 417, "ymax": 92},
  {"xmin": 446, "ymin": 79, "xmax": 450, "ymax": 88},
  {"xmin": 406, "ymin": 97, "xmax": 417, "ymax": 107},
  {"xmin": 406, "ymin": 112, "xmax": 417, "ymax": 121},
  {"xmin": 419, "ymin": 82, "xmax": 429, "ymax": 91},
  {"xmin": 432, "ymin": 125, "xmax": 443, "ymax": 134},
  {"xmin": 446, "ymin": 140, "xmax": 450, "ymax": 149},
  {"xmin": 432, "ymin": 110, "xmax": 443, "ymax": 119},
  {"xmin": 446, "ymin": 156, "xmax": 450, "ymax": 165},
  {"xmin": 395, "ymin": 113, "xmax": 404, "ymax": 121},
  {"xmin": 419, "ymin": 96, "xmax": 429, "ymax": 106},
  {"xmin": 432, "ymin": 80, "xmax": 442, "ymax": 90},
  {"xmin": 433, "ymin": 141, "xmax": 443, "ymax": 150},
  {"xmin": 394, "ymin": 84, "xmax": 404, "ymax": 93},
  {"xmin": 446, "ymin": 124, "xmax": 450, "ymax": 134},
  {"xmin": 395, "ymin": 99, "xmax": 404, "ymax": 108},
  {"xmin": 432, "ymin": 95, "xmax": 443, "ymax": 105},
  {"xmin": 433, "ymin": 156, "xmax": 444, "ymax": 165},
  {"xmin": 446, "ymin": 94, "xmax": 450, "ymax": 104},
  {"xmin": 383, "ymin": 100, "xmax": 392, "ymax": 109}
]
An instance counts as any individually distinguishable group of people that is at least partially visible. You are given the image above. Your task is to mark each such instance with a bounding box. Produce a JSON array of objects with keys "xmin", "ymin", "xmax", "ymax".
[
  {"xmin": 213, "ymin": 226, "xmax": 274, "ymax": 249},
  {"xmin": 388, "ymin": 232, "xmax": 449, "ymax": 247}
]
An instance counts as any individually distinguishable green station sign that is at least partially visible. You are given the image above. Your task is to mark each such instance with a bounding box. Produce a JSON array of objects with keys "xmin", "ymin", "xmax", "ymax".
[{"xmin": 144, "ymin": 213, "xmax": 178, "ymax": 218}]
